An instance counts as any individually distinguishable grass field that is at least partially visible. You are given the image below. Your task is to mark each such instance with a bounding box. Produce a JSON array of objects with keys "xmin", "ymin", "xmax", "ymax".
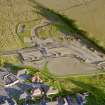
[
  {"xmin": 37, "ymin": 24, "xmax": 65, "ymax": 40},
  {"xmin": 0, "ymin": 55, "xmax": 21, "ymax": 67},
  {"xmin": 35, "ymin": 0, "xmax": 105, "ymax": 48}
]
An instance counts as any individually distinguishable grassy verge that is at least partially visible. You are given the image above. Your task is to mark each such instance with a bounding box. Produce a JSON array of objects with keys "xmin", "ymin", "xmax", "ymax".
[
  {"xmin": 0, "ymin": 55, "xmax": 20, "ymax": 67},
  {"xmin": 69, "ymin": 75, "xmax": 105, "ymax": 105}
]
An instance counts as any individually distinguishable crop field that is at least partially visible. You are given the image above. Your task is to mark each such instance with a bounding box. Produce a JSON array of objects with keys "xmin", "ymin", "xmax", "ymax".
[
  {"xmin": 35, "ymin": 0, "xmax": 105, "ymax": 48},
  {"xmin": 0, "ymin": 0, "xmax": 42, "ymax": 51},
  {"xmin": 0, "ymin": 0, "xmax": 68, "ymax": 51}
]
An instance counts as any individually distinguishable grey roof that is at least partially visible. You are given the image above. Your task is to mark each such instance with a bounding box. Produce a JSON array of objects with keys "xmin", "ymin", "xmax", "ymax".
[
  {"xmin": 0, "ymin": 68, "xmax": 9, "ymax": 78},
  {"xmin": 0, "ymin": 67, "xmax": 18, "ymax": 86},
  {"xmin": 0, "ymin": 87, "xmax": 8, "ymax": 97},
  {"xmin": 19, "ymin": 92, "xmax": 28, "ymax": 99},
  {"xmin": 0, "ymin": 68, "xmax": 9, "ymax": 87}
]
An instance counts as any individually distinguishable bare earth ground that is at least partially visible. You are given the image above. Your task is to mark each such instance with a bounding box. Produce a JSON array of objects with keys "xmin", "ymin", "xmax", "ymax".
[
  {"xmin": 47, "ymin": 56, "xmax": 98, "ymax": 76},
  {"xmin": 35, "ymin": 0, "xmax": 105, "ymax": 48}
]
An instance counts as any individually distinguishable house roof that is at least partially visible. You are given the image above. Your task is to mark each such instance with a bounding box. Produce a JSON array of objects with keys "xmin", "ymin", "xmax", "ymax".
[
  {"xmin": 18, "ymin": 74, "xmax": 31, "ymax": 80},
  {"xmin": 20, "ymin": 92, "xmax": 28, "ymax": 99},
  {"xmin": 32, "ymin": 88, "xmax": 41, "ymax": 96},
  {"xmin": 0, "ymin": 87, "xmax": 8, "ymax": 97}
]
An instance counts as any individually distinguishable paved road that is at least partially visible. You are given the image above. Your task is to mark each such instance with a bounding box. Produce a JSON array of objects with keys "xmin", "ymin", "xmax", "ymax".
[{"xmin": 0, "ymin": 47, "xmax": 35, "ymax": 56}]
